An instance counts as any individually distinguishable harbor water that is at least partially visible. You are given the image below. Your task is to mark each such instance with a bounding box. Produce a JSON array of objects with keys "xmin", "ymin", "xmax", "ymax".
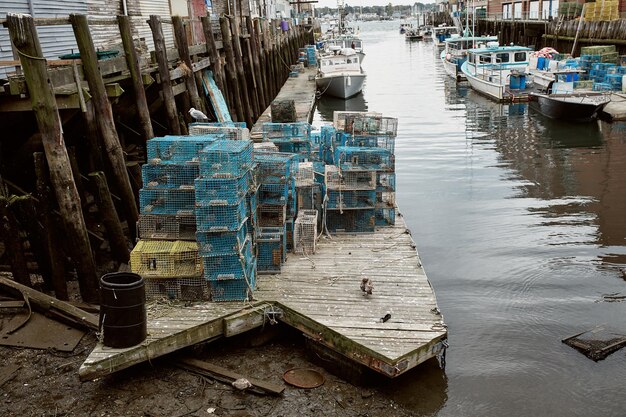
[{"xmin": 315, "ymin": 21, "xmax": 626, "ymax": 417}]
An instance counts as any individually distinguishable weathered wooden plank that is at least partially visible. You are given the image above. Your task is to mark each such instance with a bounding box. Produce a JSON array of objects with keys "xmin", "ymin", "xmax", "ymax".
[
  {"xmin": 176, "ymin": 358, "xmax": 284, "ymax": 395},
  {"xmin": 222, "ymin": 303, "xmax": 275, "ymax": 337}
]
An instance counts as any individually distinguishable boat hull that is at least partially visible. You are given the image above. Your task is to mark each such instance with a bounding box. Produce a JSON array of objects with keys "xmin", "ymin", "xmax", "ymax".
[
  {"xmin": 316, "ymin": 73, "xmax": 366, "ymax": 99},
  {"xmin": 528, "ymin": 93, "xmax": 610, "ymax": 122},
  {"xmin": 461, "ymin": 63, "xmax": 504, "ymax": 101},
  {"xmin": 440, "ymin": 51, "xmax": 465, "ymax": 81}
]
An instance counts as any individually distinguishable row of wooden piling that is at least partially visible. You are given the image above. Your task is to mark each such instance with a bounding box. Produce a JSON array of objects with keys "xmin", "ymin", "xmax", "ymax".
[{"xmin": 0, "ymin": 13, "xmax": 311, "ymax": 302}]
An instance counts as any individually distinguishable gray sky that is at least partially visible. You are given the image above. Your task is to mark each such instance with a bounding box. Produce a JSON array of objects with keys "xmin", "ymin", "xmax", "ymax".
[{"xmin": 315, "ymin": 1, "xmax": 436, "ymax": 9}]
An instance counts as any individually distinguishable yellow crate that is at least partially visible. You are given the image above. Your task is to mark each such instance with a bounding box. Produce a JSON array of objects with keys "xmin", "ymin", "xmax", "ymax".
[{"xmin": 130, "ymin": 240, "xmax": 202, "ymax": 278}]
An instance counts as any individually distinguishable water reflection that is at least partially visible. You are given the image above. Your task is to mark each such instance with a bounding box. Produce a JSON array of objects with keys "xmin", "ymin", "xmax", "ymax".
[{"xmin": 316, "ymin": 93, "xmax": 368, "ymax": 122}]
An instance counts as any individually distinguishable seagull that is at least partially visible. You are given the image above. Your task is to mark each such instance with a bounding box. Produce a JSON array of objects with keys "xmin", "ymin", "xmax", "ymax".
[
  {"xmin": 188, "ymin": 107, "xmax": 208, "ymax": 122},
  {"xmin": 360, "ymin": 277, "xmax": 373, "ymax": 296}
]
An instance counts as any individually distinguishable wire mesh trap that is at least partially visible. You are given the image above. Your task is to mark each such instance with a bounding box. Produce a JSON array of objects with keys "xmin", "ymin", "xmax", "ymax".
[{"xmin": 562, "ymin": 326, "xmax": 626, "ymax": 361}]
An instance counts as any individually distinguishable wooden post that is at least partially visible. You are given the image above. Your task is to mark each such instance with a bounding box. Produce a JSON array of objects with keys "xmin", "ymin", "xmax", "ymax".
[
  {"xmin": 67, "ymin": 146, "xmax": 86, "ymax": 207},
  {"xmin": 15, "ymin": 197, "xmax": 52, "ymax": 291},
  {"xmin": 228, "ymin": 15, "xmax": 254, "ymax": 127},
  {"xmin": 118, "ymin": 15, "xmax": 154, "ymax": 141},
  {"xmin": 70, "ymin": 14, "xmax": 138, "ymax": 231},
  {"xmin": 0, "ymin": 197, "xmax": 31, "ymax": 287},
  {"xmin": 34, "ymin": 152, "xmax": 68, "ymax": 300},
  {"xmin": 148, "ymin": 15, "xmax": 181, "ymax": 135},
  {"xmin": 83, "ymin": 100, "xmax": 105, "ymax": 171},
  {"xmin": 219, "ymin": 16, "xmax": 245, "ymax": 123},
  {"xmin": 201, "ymin": 16, "xmax": 227, "ymax": 98},
  {"xmin": 7, "ymin": 13, "xmax": 97, "ymax": 302},
  {"xmin": 89, "ymin": 171, "xmax": 130, "ymax": 264},
  {"xmin": 242, "ymin": 37, "xmax": 260, "ymax": 119},
  {"xmin": 172, "ymin": 16, "xmax": 205, "ymax": 115},
  {"xmin": 254, "ymin": 19, "xmax": 270, "ymax": 110},
  {"xmin": 246, "ymin": 17, "xmax": 265, "ymax": 115}
]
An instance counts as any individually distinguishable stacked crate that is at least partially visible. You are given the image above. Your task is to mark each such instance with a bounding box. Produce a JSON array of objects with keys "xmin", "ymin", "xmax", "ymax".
[
  {"xmin": 326, "ymin": 114, "xmax": 398, "ymax": 232},
  {"xmin": 262, "ymin": 122, "xmax": 313, "ymax": 160},
  {"xmin": 253, "ymin": 152, "xmax": 297, "ymax": 272},
  {"xmin": 294, "ymin": 209, "xmax": 318, "ymax": 255},
  {"xmin": 188, "ymin": 122, "xmax": 250, "ymax": 139},
  {"xmin": 195, "ymin": 139, "xmax": 257, "ymax": 301},
  {"xmin": 134, "ymin": 135, "xmax": 218, "ymax": 301}
]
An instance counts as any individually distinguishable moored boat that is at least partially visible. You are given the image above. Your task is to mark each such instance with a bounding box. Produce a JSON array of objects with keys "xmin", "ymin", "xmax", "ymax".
[
  {"xmin": 315, "ymin": 48, "xmax": 366, "ymax": 99},
  {"xmin": 528, "ymin": 92, "xmax": 610, "ymax": 122},
  {"xmin": 405, "ymin": 28, "xmax": 423, "ymax": 41},
  {"xmin": 432, "ymin": 25, "xmax": 459, "ymax": 47},
  {"xmin": 440, "ymin": 35, "xmax": 498, "ymax": 81},
  {"xmin": 461, "ymin": 43, "xmax": 532, "ymax": 101}
]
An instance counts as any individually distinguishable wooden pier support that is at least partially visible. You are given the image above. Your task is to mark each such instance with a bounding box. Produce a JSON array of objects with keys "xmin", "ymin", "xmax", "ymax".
[
  {"xmin": 172, "ymin": 16, "xmax": 205, "ymax": 115},
  {"xmin": 89, "ymin": 171, "xmax": 130, "ymax": 264},
  {"xmin": 228, "ymin": 16, "xmax": 254, "ymax": 127},
  {"xmin": 118, "ymin": 15, "xmax": 154, "ymax": 141},
  {"xmin": 219, "ymin": 16, "xmax": 245, "ymax": 123},
  {"xmin": 149, "ymin": 15, "xmax": 181, "ymax": 135},
  {"xmin": 70, "ymin": 14, "xmax": 138, "ymax": 233},
  {"xmin": 246, "ymin": 17, "xmax": 265, "ymax": 116},
  {"xmin": 0, "ymin": 196, "xmax": 31, "ymax": 287},
  {"xmin": 253, "ymin": 19, "xmax": 270, "ymax": 110},
  {"xmin": 201, "ymin": 17, "xmax": 228, "ymax": 104},
  {"xmin": 7, "ymin": 13, "xmax": 98, "ymax": 302}
]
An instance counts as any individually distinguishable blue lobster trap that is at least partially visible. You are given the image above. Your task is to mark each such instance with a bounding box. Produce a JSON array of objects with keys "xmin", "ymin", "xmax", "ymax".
[
  {"xmin": 257, "ymin": 226, "xmax": 286, "ymax": 273},
  {"xmin": 254, "ymin": 152, "xmax": 298, "ymax": 184},
  {"xmin": 246, "ymin": 191, "xmax": 258, "ymax": 234},
  {"xmin": 375, "ymin": 208, "xmax": 396, "ymax": 226},
  {"xmin": 258, "ymin": 183, "xmax": 290, "ymax": 205},
  {"xmin": 262, "ymin": 122, "xmax": 311, "ymax": 140},
  {"xmin": 346, "ymin": 135, "xmax": 395, "ymax": 153},
  {"xmin": 147, "ymin": 135, "xmax": 219, "ymax": 164},
  {"xmin": 209, "ymin": 264, "xmax": 256, "ymax": 302},
  {"xmin": 139, "ymin": 188, "xmax": 196, "ymax": 215},
  {"xmin": 202, "ymin": 238, "xmax": 254, "ymax": 281},
  {"xmin": 196, "ymin": 222, "xmax": 248, "ymax": 257},
  {"xmin": 188, "ymin": 122, "xmax": 249, "ymax": 140},
  {"xmin": 195, "ymin": 174, "xmax": 250, "ymax": 205},
  {"xmin": 142, "ymin": 163, "xmax": 199, "ymax": 189},
  {"xmin": 326, "ymin": 209, "xmax": 375, "ymax": 233},
  {"xmin": 199, "ymin": 139, "xmax": 254, "ymax": 178},
  {"xmin": 195, "ymin": 199, "xmax": 247, "ymax": 232},
  {"xmin": 376, "ymin": 172, "xmax": 396, "ymax": 192},
  {"xmin": 326, "ymin": 189, "xmax": 377, "ymax": 210},
  {"xmin": 335, "ymin": 147, "xmax": 394, "ymax": 171}
]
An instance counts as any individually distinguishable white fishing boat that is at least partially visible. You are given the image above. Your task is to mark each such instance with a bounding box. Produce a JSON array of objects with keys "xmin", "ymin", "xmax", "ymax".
[
  {"xmin": 316, "ymin": 47, "xmax": 366, "ymax": 99},
  {"xmin": 440, "ymin": 35, "xmax": 498, "ymax": 81},
  {"xmin": 432, "ymin": 25, "xmax": 459, "ymax": 47},
  {"xmin": 460, "ymin": 43, "xmax": 533, "ymax": 101}
]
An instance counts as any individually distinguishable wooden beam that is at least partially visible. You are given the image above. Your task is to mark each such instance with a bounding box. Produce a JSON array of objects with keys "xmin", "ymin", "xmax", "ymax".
[
  {"xmin": 149, "ymin": 15, "xmax": 181, "ymax": 135},
  {"xmin": 118, "ymin": 15, "xmax": 154, "ymax": 141},
  {"xmin": 172, "ymin": 16, "xmax": 205, "ymax": 114},
  {"xmin": 222, "ymin": 303, "xmax": 275, "ymax": 337},
  {"xmin": 70, "ymin": 13, "xmax": 138, "ymax": 233},
  {"xmin": 219, "ymin": 16, "xmax": 245, "ymax": 123},
  {"xmin": 228, "ymin": 15, "xmax": 254, "ymax": 127},
  {"xmin": 201, "ymin": 16, "xmax": 230, "ymax": 116},
  {"xmin": 0, "ymin": 197, "xmax": 31, "ymax": 287},
  {"xmin": 0, "ymin": 276, "xmax": 98, "ymax": 331},
  {"xmin": 6, "ymin": 13, "xmax": 98, "ymax": 302},
  {"xmin": 176, "ymin": 358, "xmax": 285, "ymax": 395}
]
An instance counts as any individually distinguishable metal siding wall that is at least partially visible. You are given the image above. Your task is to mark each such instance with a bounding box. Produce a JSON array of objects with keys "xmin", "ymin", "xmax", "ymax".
[
  {"xmin": 32, "ymin": 0, "xmax": 87, "ymax": 60},
  {"xmin": 137, "ymin": 0, "xmax": 174, "ymax": 51},
  {"xmin": 86, "ymin": 0, "xmax": 123, "ymax": 49}
]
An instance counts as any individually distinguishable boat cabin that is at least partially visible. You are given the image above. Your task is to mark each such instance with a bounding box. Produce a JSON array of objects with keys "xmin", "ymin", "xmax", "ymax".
[
  {"xmin": 444, "ymin": 36, "xmax": 499, "ymax": 56},
  {"xmin": 319, "ymin": 49, "xmax": 362, "ymax": 73},
  {"xmin": 466, "ymin": 45, "xmax": 532, "ymax": 69},
  {"xmin": 326, "ymin": 37, "xmax": 363, "ymax": 53},
  {"xmin": 433, "ymin": 26, "xmax": 459, "ymax": 43}
]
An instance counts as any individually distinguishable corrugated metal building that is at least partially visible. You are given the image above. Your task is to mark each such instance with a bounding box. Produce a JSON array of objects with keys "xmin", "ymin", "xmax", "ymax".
[{"xmin": 0, "ymin": 0, "xmax": 176, "ymax": 79}]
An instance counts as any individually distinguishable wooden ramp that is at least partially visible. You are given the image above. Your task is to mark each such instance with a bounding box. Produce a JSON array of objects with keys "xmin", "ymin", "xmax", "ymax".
[
  {"xmin": 255, "ymin": 213, "xmax": 447, "ymax": 377},
  {"xmin": 250, "ymin": 66, "xmax": 318, "ymax": 140},
  {"xmin": 79, "ymin": 213, "xmax": 447, "ymax": 381}
]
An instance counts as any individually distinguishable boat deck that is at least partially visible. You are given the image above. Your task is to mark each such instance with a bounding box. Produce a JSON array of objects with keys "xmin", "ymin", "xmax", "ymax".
[
  {"xmin": 249, "ymin": 66, "xmax": 317, "ymax": 141},
  {"xmin": 79, "ymin": 213, "xmax": 447, "ymax": 381}
]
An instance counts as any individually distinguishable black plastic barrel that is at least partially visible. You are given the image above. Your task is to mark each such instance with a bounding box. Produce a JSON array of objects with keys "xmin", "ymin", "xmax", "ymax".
[{"xmin": 99, "ymin": 272, "xmax": 147, "ymax": 348}]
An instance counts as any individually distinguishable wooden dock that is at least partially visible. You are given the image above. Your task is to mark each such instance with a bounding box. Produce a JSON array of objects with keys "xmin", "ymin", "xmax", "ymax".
[
  {"xmin": 249, "ymin": 66, "xmax": 318, "ymax": 140},
  {"xmin": 79, "ymin": 214, "xmax": 447, "ymax": 380}
]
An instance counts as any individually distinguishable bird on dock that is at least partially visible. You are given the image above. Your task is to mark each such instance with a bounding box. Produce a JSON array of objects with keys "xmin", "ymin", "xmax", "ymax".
[
  {"xmin": 360, "ymin": 277, "xmax": 373, "ymax": 296},
  {"xmin": 380, "ymin": 312, "xmax": 391, "ymax": 323},
  {"xmin": 188, "ymin": 107, "xmax": 208, "ymax": 122}
]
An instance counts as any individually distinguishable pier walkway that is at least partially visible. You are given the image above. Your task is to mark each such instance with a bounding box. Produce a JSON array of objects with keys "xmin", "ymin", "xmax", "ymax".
[{"xmin": 79, "ymin": 215, "xmax": 447, "ymax": 380}]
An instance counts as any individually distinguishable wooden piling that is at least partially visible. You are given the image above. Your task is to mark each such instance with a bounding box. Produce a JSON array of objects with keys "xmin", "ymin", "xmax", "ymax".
[
  {"xmin": 172, "ymin": 16, "xmax": 205, "ymax": 115},
  {"xmin": 7, "ymin": 13, "xmax": 97, "ymax": 302},
  {"xmin": 0, "ymin": 196, "xmax": 31, "ymax": 287},
  {"xmin": 228, "ymin": 16, "xmax": 254, "ymax": 127},
  {"xmin": 247, "ymin": 17, "xmax": 266, "ymax": 113},
  {"xmin": 15, "ymin": 197, "xmax": 52, "ymax": 291},
  {"xmin": 148, "ymin": 15, "xmax": 181, "ymax": 135},
  {"xmin": 242, "ymin": 37, "xmax": 260, "ymax": 119},
  {"xmin": 254, "ymin": 18, "xmax": 270, "ymax": 110},
  {"xmin": 201, "ymin": 17, "xmax": 227, "ymax": 99},
  {"xmin": 33, "ymin": 153, "xmax": 67, "ymax": 300},
  {"xmin": 89, "ymin": 171, "xmax": 130, "ymax": 264},
  {"xmin": 118, "ymin": 15, "xmax": 154, "ymax": 141},
  {"xmin": 219, "ymin": 16, "xmax": 245, "ymax": 123},
  {"xmin": 70, "ymin": 14, "xmax": 138, "ymax": 232}
]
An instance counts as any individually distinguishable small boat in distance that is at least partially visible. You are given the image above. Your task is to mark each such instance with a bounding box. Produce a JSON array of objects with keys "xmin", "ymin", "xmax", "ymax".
[
  {"xmin": 432, "ymin": 26, "xmax": 459, "ymax": 47},
  {"xmin": 316, "ymin": 47, "xmax": 366, "ymax": 99},
  {"xmin": 461, "ymin": 43, "xmax": 533, "ymax": 101},
  {"xmin": 405, "ymin": 28, "xmax": 423, "ymax": 41},
  {"xmin": 400, "ymin": 23, "xmax": 413, "ymax": 34},
  {"xmin": 440, "ymin": 35, "xmax": 498, "ymax": 81}
]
